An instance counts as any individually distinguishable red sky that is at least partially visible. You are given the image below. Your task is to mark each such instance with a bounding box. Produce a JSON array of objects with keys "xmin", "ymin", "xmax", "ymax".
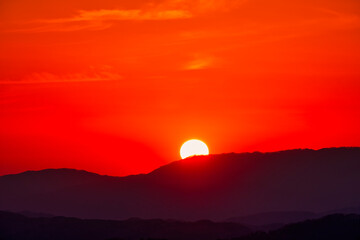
[{"xmin": 0, "ymin": 0, "xmax": 359, "ymax": 176}]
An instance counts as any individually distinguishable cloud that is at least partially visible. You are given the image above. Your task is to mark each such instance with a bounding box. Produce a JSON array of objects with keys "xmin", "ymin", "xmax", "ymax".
[
  {"xmin": 0, "ymin": 69, "xmax": 122, "ymax": 84},
  {"xmin": 41, "ymin": 9, "xmax": 192, "ymax": 24},
  {"xmin": 11, "ymin": 0, "xmax": 246, "ymax": 32},
  {"xmin": 157, "ymin": 0, "xmax": 247, "ymax": 14},
  {"xmin": 15, "ymin": 8, "xmax": 192, "ymax": 32},
  {"xmin": 19, "ymin": 8, "xmax": 192, "ymax": 32},
  {"xmin": 76, "ymin": 9, "xmax": 192, "ymax": 21},
  {"xmin": 184, "ymin": 54, "xmax": 216, "ymax": 70}
]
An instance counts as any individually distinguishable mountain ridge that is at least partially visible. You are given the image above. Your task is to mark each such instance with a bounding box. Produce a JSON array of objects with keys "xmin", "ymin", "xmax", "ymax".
[
  {"xmin": 0, "ymin": 210, "xmax": 252, "ymax": 240},
  {"xmin": 1, "ymin": 147, "xmax": 359, "ymax": 221},
  {"xmin": 0, "ymin": 210, "xmax": 359, "ymax": 240},
  {"xmin": 3, "ymin": 147, "xmax": 358, "ymax": 178}
]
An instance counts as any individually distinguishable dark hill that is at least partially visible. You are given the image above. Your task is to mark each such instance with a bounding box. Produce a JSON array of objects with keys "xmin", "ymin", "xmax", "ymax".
[
  {"xmin": 0, "ymin": 211, "xmax": 359, "ymax": 240},
  {"xmin": 0, "ymin": 211, "xmax": 251, "ymax": 240},
  {"xmin": 227, "ymin": 211, "xmax": 319, "ymax": 229},
  {"xmin": 226, "ymin": 207, "xmax": 360, "ymax": 229},
  {"xmin": 232, "ymin": 214, "xmax": 360, "ymax": 240},
  {"xmin": 0, "ymin": 147, "xmax": 360, "ymax": 220}
]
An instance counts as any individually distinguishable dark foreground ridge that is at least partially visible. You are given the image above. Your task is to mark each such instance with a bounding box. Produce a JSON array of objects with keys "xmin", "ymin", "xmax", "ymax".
[
  {"xmin": 0, "ymin": 211, "xmax": 359, "ymax": 240},
  {"xmin": 1, "ymin": 147, "xmax": 360, "ymax": 220},
  {"xmin": 231, "ymin": 214, "xmax": 360, "ymax": 240},
  {"xmin": 0, "ymin": 211, "xmax": 251, "ymax": 240}
]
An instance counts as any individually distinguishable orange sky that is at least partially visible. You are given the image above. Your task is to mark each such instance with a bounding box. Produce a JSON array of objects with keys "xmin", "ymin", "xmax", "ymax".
[{"xmin": 0, "ymin": 0, "xmax": 360, "ymax": 176}]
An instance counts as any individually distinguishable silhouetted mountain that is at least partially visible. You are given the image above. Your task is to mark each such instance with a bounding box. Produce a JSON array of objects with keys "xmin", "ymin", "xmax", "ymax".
[
  {"xmin": 229, "ymin": 214, "xmax": 360, "ymax": 240},
  {"xmin": 18, "ymin": 210, "xmax": 55, "ymax": 218},
  {"xmin": 1, "ymin": 211, "xmax": 359, "ymax": 240},
  {"xmin": 227, "ymin": 211, "xmax": 319, "ymax": 231},
  {"xmin": 323, "ymin": 206, "xmax": 360, "ymax": 215},
  {"xmin": 0, "ymin": 211, "xmax": 251, "ymax": 240},
  {"xmin": 226, "ymin": 207, "xmax": 360, "ymax": 231},
  {"xmin": 1, "ymin": 147, "xmax": 360, "ymax": 221}
]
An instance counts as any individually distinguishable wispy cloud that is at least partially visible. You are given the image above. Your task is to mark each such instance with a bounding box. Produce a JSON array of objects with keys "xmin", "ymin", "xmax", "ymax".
[
  {"xmin": 12, "ymin": 9, "xmax": 192, "ymax": 32},
  {"xmin": 11, "ymin": 0, "xmax": 246, "ymax": 32},
  {"xmin": 42, "ymin": 9, "xmax": 193, "ymax": 23},
  {"xmin": 184, "ymin": 54, "xmax": 216, "ymax": 70},
  {"xmin": 156, "ymin": 0, "xmax": 247, "ymax": 14},
  {"xmin": 0, "ymin": 69, "xmax": 122, "ymax": 85}
]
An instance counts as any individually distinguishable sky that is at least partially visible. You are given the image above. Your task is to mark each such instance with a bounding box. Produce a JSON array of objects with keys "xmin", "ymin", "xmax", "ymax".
[{"xmin": 0, "ymin": 0, "xmax": 359, "ymax": 176}]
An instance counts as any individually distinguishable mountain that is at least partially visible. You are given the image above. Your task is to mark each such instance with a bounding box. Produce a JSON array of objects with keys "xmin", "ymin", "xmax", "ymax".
[
  {"xmin": 0, "ymin": 211, "xmax": 251, "ymax": 240},
  {"xmin": 227, "ymin": 211, "xmax": 319, "ymax": 230},
  {"xmin": 0, "ymin": 147, "xmax": 360, "ymax": 221},
  {"xmin": 227, "ymin": 207, "xmax": 360, "ymax": 230},
  {"xmin": 232, "ymin": 214, "xmax": 360, "ymax": 240},
  {"xmin": 0, "ymin": 211, "xmax": 358, "ymax": 240}
]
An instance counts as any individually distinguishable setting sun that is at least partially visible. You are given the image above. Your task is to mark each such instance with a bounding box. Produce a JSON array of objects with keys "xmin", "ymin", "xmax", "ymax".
[
  {"xmin": 0, "ymin": 0, "xmax": 360, "ymax": 237},
  {"xmin": 180, "ymin": 139, "xmax": 209, "ymax": 159}
]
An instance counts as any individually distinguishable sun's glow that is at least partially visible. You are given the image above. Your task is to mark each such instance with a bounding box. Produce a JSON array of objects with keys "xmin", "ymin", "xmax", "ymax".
[{"xmin": 180, "ymin": 139, "xmax": 209, "ymax": 159}]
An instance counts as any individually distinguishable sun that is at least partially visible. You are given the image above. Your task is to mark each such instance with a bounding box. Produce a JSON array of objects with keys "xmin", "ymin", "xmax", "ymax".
[{"xmin": 180, "ymin": 139, "xmax": 209, "ymax": 159}]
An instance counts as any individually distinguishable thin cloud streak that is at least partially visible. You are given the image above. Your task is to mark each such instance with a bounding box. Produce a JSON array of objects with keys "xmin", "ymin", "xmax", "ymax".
[
  {"xmin": 10, "ymin": 0, "xmax": 247, "ymax": 32},
  {"xmin": 184, "ymin": 54, "xmax": 216, "ymax": 70},
  {"xmin": 42, "ymin": 9, "xmax": 193, "ymax": 23},
  {"xmin": 157, "ymin": 0, "xmax": 247, "ymax": 13},
  {"xmin": 12, "ymin": 9, "xmax": 192, "ymax": 32},
  {"xmin": 0, "ymin": 71, "xmax": 123, "ymax": 85}
]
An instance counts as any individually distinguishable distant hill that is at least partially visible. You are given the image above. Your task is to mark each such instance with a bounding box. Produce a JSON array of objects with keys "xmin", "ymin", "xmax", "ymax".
[
  {"xmin": 0, "ymin": 211, "xmax": 251, "ymax": 240},
  {"xmin": 0, "ymin": 211, "xmax": 358, "ymax": 240},
  {"xmin": 0, "ymin": 147, "xmax": 360, "ymax": 221},
  {"xmin": 232, "ymin": 214, "xmax": 360, "ymax": 240},
  {"xmin": 227, "ymin": 211, "xmax": 319, "ymax": 230},
  {"xmin": 226, "ymin": 207, "xmax": 360, "ymax": 230}
]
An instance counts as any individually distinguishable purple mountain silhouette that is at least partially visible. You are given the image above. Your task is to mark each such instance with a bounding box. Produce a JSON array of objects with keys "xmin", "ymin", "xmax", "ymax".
[{"xmin": 1, "ymin": 147, "xmax": 359, "ymax": 221}]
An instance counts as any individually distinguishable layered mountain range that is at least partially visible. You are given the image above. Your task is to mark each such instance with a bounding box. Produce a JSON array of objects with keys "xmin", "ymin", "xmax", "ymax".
[{"xmin": 1, "ymin": 147, "xmax": 359, "ymax": 221}]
